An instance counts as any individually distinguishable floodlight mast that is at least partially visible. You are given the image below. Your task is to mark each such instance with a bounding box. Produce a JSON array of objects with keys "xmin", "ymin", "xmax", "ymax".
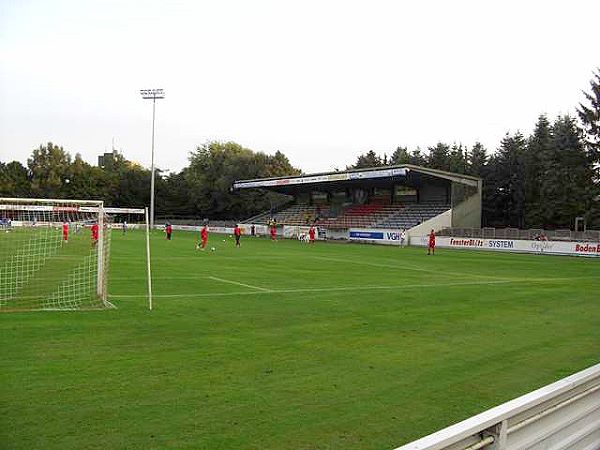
[{"xmin": 140, "ymin": 89, "xmax": 165, "ymax": 230}]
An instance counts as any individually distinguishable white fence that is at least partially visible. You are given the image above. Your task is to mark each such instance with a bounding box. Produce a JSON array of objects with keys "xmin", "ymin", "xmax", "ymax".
[{"xmin": 395, "ymin": 363, "xmax": 600, "ymax": 450}]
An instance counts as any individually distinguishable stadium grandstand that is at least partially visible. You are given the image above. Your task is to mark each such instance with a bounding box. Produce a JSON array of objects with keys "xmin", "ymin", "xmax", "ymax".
[{"xmin": 234, "ymin": 164, "xmax": 482, "ymax": 235}]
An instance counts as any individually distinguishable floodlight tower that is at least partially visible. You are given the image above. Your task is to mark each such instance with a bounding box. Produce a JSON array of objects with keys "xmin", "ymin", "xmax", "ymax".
[{"xmin": 140, "ymin": 88, "xmax": 165, "ymax": 230}]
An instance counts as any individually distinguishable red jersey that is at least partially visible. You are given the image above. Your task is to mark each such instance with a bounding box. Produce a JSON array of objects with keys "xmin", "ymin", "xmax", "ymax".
[
  {"xmin": 428, "ymin": 232, "xmax": 436, "ymax": 246},
  {"xmin": 62, "ymin": 223, "xmax": 69, "ymax": 234},
  {"xmin": 234, "ymin": 226, "xmax": 241, "ymax": 236},
  {"xmin": 166, "ymin": 224, "xmax": 172, "ymax": 234},
  {"xmin": 201, "ymin": 227, "xmax": 208, "ymax": 240},
  {"xmin": 309, "ymin": 227, "xmax": 315, "ymax": 239},
  {"xmin": 91, "ymin": 223, "xmax": 99, "ymax": 240}
]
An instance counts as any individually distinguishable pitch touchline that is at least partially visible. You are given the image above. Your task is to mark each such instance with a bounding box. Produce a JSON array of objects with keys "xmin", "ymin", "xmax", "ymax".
[
  {"xmin": 110, "ymin": 279, "xmax": 513, "ymax": 299},
  {"xmin": 207, "ymin": 276, "xmax": 271, "ymax": 292}
]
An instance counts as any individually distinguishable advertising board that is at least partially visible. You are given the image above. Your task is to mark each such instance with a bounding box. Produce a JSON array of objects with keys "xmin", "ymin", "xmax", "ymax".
[
  {"xmin": 348, "ymin": 228, "xmax": 404, "ymax": 245},
  {"xmin": 413, "ymin": 236, "xmax": 600, "ymax": 257}
]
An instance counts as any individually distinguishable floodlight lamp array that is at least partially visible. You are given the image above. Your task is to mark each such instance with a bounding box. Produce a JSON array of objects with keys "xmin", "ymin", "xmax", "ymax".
[{"xmin": 140, "ymin": 89, "xmax": 165, "ymax": 99}]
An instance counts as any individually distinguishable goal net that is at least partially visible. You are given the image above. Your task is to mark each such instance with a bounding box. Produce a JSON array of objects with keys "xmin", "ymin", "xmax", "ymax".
[{"xmin": 0, "ymin": 198, "xmax": 113, "ymax": 311}]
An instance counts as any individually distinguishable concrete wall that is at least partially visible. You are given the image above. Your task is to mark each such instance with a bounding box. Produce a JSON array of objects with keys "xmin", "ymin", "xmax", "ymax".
[
  {"xmin": 407, "ymin": 209, "xmax": 452, "ymax": 241},
  {"xmin": 451, "ymin": 189, "xmax": 482, "ymax": 228}
]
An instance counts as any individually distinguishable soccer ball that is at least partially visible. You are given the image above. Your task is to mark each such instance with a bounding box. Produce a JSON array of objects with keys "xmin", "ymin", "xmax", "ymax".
[{"xmin": 211, "ymin": 247, "xmax": 216, "ymax": 252}]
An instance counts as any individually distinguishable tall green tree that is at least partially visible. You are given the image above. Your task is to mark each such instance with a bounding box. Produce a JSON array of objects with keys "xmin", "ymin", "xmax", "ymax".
[
  {"xmin": 448, "ymin": 143, "xmax": 468, "ymax": 174},
  {"xmin": 467, "ymin": 142, "xmax": 488, "ymax": 177},
  {"xmin": 351, "ymin": 150, "xmax": 383, "ymax": 169},
  {"xmin": 576, "ymin": 69, "xmax": 600, "ymax": 160},
  {"xmin": 485, "ymin": 133, "xmax": 527, "ymax": 227},
  {"xmin": 427, "ymin": 143, "xmax": 451, "ymax": 171},
  {"xmin": 409, "ymin": 148, "xmax": 427, "ymax": 166},
  {"xmin": 523, "ymin": 115, "xmax": 552, "ymax": 227},
  {"xmin": 185, "ymin": 141, "xmax": 300, "ymax": 220},
  {"xmin": 389, "ymin": 146, "xmax": 410, "ymax": 165},
  {"xmin": 540, "ymin": 115, "xmax": 597, "ymax": 228},
  {"xmin": 0, "ymin": 161, "xmax": 31, "ymax": 197},
  {"xmin": 28, "ymin": 142, "xmax": 72, "ymax": 198}
]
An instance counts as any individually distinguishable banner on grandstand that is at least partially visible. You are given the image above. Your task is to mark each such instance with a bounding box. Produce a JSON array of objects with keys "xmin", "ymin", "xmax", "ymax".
[
  {"xmin": 233, "ymin": 168, "xmax": 407, "ymax": 189},
  {"xmin": 348, "ymin": 228, "xmax": 403, "ymax": 245},
  {"xmin": 413, "ymin": 236, "xmax": 600, "ymax": 257}
]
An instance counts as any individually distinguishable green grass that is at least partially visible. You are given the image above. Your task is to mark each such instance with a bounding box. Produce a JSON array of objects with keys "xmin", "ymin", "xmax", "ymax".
[{"xmin": 1, "ymin": 230, "xmax": 599, "ymax": 449}]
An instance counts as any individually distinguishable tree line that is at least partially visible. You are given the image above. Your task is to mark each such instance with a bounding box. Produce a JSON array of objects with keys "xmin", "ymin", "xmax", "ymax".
[
  {"xmin": 1, "ymin": 71, "xmax": 598, "ymax": 228},
  {"xmin": 348, "ymin": 71, "xmax": 600, "ymax": 229},
  {"xmin": 0, "ymin": 141, "xmax": 299, "ymax": 221},
  {"xmin": 350, "ymin": 113, "xmax": 598, "ymax": 229}
]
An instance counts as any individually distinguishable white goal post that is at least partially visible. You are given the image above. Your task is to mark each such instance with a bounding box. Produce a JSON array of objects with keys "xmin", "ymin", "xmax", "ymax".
[{"xmin": 0, "ymin": 197, "xmax": 114, "ymax": 311}]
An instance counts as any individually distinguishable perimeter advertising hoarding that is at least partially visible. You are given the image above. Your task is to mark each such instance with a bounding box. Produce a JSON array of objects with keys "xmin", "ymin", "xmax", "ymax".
[
  {"xmin": 166, "ymin": 225, "xmax": 236, "ymax": 234},
  {"xmin": 240, "ymin": 224, "xmax": 269, "ymax": 236},
  {"xmin": 413, "ymin": 236, "xmax": 600, "ymax": 257},
  {"xmin": 348, "ymin": 228, "xmax": 403, "ymax": 245}
]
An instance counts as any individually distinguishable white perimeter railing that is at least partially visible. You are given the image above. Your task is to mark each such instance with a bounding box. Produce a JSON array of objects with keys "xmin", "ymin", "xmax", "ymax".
[{"xmin": 394, "ymin": 363, "xmax": 600, "ymax": 450}]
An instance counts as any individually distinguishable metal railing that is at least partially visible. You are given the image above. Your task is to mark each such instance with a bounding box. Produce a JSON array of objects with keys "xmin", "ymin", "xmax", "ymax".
[{"xmin": 394, "ymin": 363, "xmax": 600, "ymax": 450}]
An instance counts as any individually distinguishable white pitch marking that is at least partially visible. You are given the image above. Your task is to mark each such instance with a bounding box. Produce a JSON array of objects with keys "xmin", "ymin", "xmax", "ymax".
[
  {"xmin": 207, "ymin": 276, "xmax": 271, "ymax": 292},
  {"xmin": 110, "ymin": 279, "xmax": 514, "ymax": 299},
  {"xmin": 312, "ymin": 255, "xmax": 510, "ymax": 280}
]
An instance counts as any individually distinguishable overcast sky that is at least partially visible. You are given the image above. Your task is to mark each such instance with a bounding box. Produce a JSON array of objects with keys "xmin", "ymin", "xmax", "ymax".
[{"xmin": 1, "ymin": 0, "xmax": 598, "ymax": 174}]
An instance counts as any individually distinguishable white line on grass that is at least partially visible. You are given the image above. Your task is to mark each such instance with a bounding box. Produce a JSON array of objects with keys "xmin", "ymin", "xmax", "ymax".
[
  {"xmin": 110, "ymin": 279, "xmax": 513, "ymax": 299},
  {"xmin": 312, "ymin": 255, "xmax": 511, "ymax": 281},
  {"xmin": 207, "ymin": 276, "xmax": 272, "ymax": 292}
]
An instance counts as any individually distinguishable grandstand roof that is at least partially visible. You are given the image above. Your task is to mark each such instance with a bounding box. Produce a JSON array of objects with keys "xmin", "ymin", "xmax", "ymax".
[{"xmin": 233, "ymin": 164, "xmax": 480, "ymax": 193}]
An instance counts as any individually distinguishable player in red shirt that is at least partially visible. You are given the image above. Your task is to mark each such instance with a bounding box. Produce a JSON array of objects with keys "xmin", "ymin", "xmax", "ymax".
[
  {"xmin": 197, "ymin": 225, "xmax": 208, "ymax": 250},
  {"xmin": 62, "ymin": 222, "xmax": 69, "ymax": 243},
  {"xmin": 234, "ymin": 224, "xmax": 241, "ymax": 247},
  {"xmin": 165, "ymin": 223, "xmax": 172, "ymax": 240},
  {"xmin": 269, "ymin": 220, "xmax": 277, "ymax": 241},
  {"xmin": 308, "ymin": 225, "xmax": 316, "ymax": 244},
  {"xmin": 91, "ymin": 222, "xmax": 99, "ymax": 247},
  {"xmin": 427, "ymin": 229, "xmax": 436, "ymax": 255}
]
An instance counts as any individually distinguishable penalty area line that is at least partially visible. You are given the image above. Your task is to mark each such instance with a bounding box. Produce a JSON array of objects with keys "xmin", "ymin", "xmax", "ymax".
[{"xmin": 207, "ymin": 276, "xmax": 272, "ymax": 292}]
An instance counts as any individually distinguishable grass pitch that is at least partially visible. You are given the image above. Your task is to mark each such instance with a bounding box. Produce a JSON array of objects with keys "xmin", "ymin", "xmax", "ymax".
[{"xmin": 1, "ymin": 230, "xmax": 599, "ymax": 449}]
